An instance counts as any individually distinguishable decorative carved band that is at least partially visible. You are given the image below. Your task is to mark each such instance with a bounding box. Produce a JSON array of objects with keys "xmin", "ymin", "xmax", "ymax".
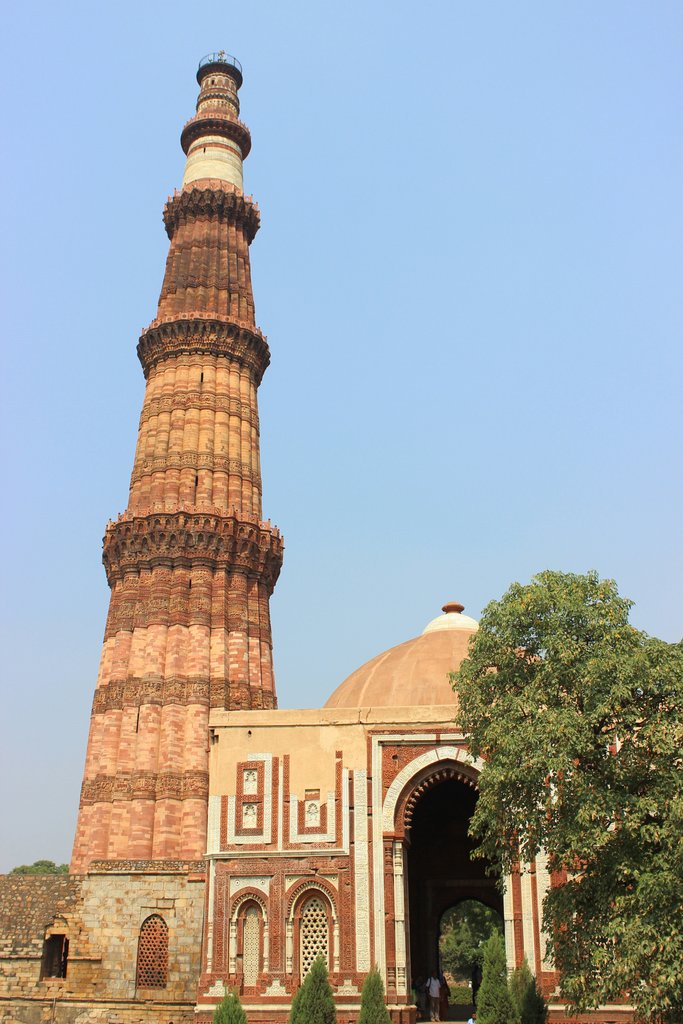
[
  {"xmin": 129, "ymin": 453, "xmax": 260, "ymax": 488},
  {"xmin": 137, "ymin": 316, "xmax": 270, "ymax": 382},
  {"xmin": 80, "ymin": 769, "xmax": 210, "ymax": 805},
  {"xmin": 138, "ymin": 391, "xmax": 260, "ymax": 428},
  {"xmin": 92, "ymin": 676, "xmax": 210, "ymax": 713},
  {"xmin": 91, "ymin": 677, "xmax": 276, "ymax": 713},
  {"xmin": 164, "ymin": 184, "xmax": 260, "ymax": 242},
  {"xmin": 87, "ymin": 859, "xmax": 206, "ymax": 874},
  {"xmin": 180, "ymin": 114, "xmax": 251, "ymax": 159},
  {"xmin": 130, "ymin": 453, "xmax": 259, "ymax": 485},
  {"xmin": 102, "ymin": 510, "xmax": 284, "ymax": 587}
]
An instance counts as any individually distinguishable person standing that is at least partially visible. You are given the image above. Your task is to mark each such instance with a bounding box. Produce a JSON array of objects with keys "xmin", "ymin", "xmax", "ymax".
[
  {"xmin": 438, "ymin": 971, "xmax": 450, "ymax": 1020},
  {"xmin": 427, "ymin": 971, "xmax": 442, "ymax": 1022}
]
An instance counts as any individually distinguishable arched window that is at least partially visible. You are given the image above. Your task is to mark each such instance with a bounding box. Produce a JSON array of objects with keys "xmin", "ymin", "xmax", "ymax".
[
  {"xmin": 299, "ymin": 896, "xmax": 328, "ymax": 979},
  {"xmin": 242, "ymin": 905, "xmax": 260, "ymax": 986},
  {"xmin": 229, "ymin": 894, "xmax": 270, "ymax": 980},
  {"xmin": 136, "ymin": 914, "xmax": 168, "ymax": 988}
]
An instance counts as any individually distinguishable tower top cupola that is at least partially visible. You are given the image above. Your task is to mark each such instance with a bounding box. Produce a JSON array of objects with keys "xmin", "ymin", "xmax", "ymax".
[
  {"xmin": 181, "ymin": 51, "xmax": 251, "ymax": 190},
  {"xmin": 196, "ymin": 51, "xmax": 244, "ymax": 88}
]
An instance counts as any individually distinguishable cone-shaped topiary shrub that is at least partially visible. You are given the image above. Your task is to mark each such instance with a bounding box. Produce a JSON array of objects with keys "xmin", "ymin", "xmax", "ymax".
[
  {"xmin": 476, "ymin": 932, "xmax": 514, "ymax": 1024},
  {"xmin": 509, "ymin": 957, "xmax": 548, "ymax": 1024},
  {"xmin": 289, "ymin": 955, "xmax": 336, "ymax": 1024},
  {"xmin": 521, "ymin": 977, "xmax": 548, "ymax": 1024},
  {"xmin": 213, "ymin": 989, "xmax": 247, "ymax": 1024},
  {"xmin": 509, "ymin": 958, "xmax": 533, "ymax": 1024},
  {"xmin": 358, "ymin": 968, "xmax": 391, "ymax": 1024},
  {"xmin": 288, "ymin": 981, "xmax": 306, "ymax": 1024}
]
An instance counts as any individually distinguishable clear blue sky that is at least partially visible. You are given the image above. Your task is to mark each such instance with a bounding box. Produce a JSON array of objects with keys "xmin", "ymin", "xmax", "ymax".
[{"xmin": 1, "ymin": 1, "xmax": 681, "ymax": 871}]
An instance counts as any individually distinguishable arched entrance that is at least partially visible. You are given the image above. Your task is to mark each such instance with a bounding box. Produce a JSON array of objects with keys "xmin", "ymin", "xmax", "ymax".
[
  {"xmin": 439, "ymin": 899, "xmax": 504, "ymax": 1004},
  {"xmin": 404, "ymin": 771, "xmax": 502, "ymax": 990}
]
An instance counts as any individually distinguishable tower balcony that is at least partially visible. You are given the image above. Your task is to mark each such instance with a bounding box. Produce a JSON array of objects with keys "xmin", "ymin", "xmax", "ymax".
[{"xmin": 197, "ymin": 51, "xmax": 243, "ymax": 87}]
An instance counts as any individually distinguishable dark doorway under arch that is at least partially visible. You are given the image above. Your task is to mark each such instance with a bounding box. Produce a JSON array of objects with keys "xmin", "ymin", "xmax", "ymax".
[{"xmin": 406, "ymin": 776, "xmax": 502, "ymax": 989}]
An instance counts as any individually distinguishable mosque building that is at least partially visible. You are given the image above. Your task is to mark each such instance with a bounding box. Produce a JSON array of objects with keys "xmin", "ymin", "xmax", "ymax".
[{"xmin": 0, "ymin": 54, "xmax": 632, "ymax": 1024}]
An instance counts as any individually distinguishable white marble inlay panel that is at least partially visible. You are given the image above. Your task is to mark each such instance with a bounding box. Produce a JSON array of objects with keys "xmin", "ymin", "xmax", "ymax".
[
  {"xmin": 226, "ymin": 754, "xmax": 273, "ymax": 845},
  {"xmin": 242, "ymin": 802, "xmax": 258, "ymax": 828},
  {"xmin": 536, "ymin": 849, "xmax": 553, "ymax": 969},
  {"xmin": 207, "ymin": 794, "xmax": 221, "ymax": 855},
  {"xmin": 521, "ymin": 866, "xmax": 537, "ymax": 969},
  {"xmin": 353, "ymin": 769, "xmax": 371, "ymax": 972},
  {"xmin": 289, "ymin": 792, "xmax": 335, "ymax": 843},
  {"xmin": 264, "ymin": 979, "xmax": 287, "ymax": 996},
  {"xmin": 243, "ymin": 768, "xmax": 258, "ymax": 795},
  {"xmin": 393, "ymin": 841, "xmax": 407, "ymax": 995},
  {"xmin": 305, "ymin": 799, "xmax": 320, "ymax": 827},
  {"xmin": 337, "ymin": 980, "xmax": 360, "ymax": 995},
  {"xmin": 229, "ymin": 876, "xmax": 271, "ymax": 897}
]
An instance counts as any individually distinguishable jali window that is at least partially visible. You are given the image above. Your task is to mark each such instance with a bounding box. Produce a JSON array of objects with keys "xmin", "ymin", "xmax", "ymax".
[
  {"xmin": 299, "ymin": 896, "xmax": 328, "ymax": 979},
  {"xmin": 243, "ymin": 906, "xmax": 260, "ymax": 985},
  {"xmin": 136, "ymin": 914, "xmax": 168, "ymax": 988}
]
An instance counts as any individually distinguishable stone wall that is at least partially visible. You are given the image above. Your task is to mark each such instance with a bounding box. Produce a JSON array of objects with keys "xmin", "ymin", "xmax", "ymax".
[{"xmin": 0, "ymin": 869, "xmax": 204, "ymax": 1024}]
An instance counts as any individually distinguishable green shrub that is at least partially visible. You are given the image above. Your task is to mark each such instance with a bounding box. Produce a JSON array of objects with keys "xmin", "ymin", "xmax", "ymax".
[
  {"xmin": 509, "ymin": 960, "xmax": 547, "ymax": 1024},
  {"xmin": 509, "ymin": 959, "xmax": 533, "ymax": 1023},
  {"xmin": 476, "ymin": 932, "xmax": 514, "ymax": 1024},
  {"xmin": 358, "ymin": 969, "xmax": 390, "ymax": 1024},
  {"xmin": 213, "ymin": 989, "xmax": 247, "ymax": 1024},
  {"xmin": 448, "ymin": 985, "xmax": 472, "ymax": 1003},
  {"xmin": 289, "ymin": 956, "xmax": 336, "ymax": 1024}
]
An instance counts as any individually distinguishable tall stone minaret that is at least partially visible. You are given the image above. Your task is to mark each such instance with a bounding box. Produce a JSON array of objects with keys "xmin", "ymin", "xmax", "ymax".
[{"xmin": 72, "ymin": 54, "xmax": 284, "ymax": 872}]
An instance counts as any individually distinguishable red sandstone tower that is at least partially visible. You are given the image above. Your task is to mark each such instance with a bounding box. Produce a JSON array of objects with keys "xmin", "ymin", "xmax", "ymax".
[{"xmin": 72, "ymin": 53, "xmax": 283, "ymax": 872}]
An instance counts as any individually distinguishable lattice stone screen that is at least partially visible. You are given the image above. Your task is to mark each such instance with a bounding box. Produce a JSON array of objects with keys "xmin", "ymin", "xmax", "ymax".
[
  {"xmin": 136, "ymin": 914, "xmax": 169, "ymax": 988},
  {"xmin": 300, "ymin": 896, "xmax": 328, "ymax": 979},
  {"xmin": 243, "ymin": 906, "xmax": 260, "ymax": 985}
]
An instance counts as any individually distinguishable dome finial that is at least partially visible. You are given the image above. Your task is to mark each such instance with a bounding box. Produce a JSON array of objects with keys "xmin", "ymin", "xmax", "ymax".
[{"xmin": 442, "ymin": 600, "xmax": 465, "ymax": 614}]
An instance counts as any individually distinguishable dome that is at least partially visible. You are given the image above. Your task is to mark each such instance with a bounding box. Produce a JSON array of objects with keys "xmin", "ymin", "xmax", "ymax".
[{"xmin": 324, "ymin": 602, "xmax": 478, "ymax": 709}]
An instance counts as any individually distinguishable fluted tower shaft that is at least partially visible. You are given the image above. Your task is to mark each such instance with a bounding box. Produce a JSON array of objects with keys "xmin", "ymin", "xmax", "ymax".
[{"xmin": 72, "ymin": 54, "xmax": 283, "ymax": 873}]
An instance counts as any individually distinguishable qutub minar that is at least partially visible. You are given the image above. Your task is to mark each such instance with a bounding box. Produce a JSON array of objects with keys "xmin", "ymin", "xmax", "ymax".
[{"xmin": 0, "ymin": 55, "xmax": 632, "ymax": 1024}]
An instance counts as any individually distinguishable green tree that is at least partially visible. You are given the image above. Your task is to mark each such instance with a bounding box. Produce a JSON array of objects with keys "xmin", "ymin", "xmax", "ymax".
[
  {"xmin": 439, "ymin": 900, "xmax": 503, "ymax": 981},
  {"xmin": 358, "ymin": 968, "xmax": 390, "ymax": 1024},
  {"xmin": 509, "ymin": 959, "xmax": 547, "ymax": 1024},
  {"xmin": 289, "ymin": 956, "xmax": 336, "ymax": 1024},
  {"xmin": 454, "ymin": 570, "xmax": 683, "ymax": 1022},
  {"xmin": 476, "ymin": 932, "xmax": 513, "ymax": 1024},
  {"xmin": 213, "ymin": 989, "xmax": 247, "ymax": 1024},
  {"xmin": 10, "ymin": 860, "xmax": 68, "ymax": 875}
]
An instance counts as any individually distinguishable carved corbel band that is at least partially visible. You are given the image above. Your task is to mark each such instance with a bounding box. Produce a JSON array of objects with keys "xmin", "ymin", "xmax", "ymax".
[
  {"xmin": 102, "ymin": 510, "xmax": 284, "ymax": 588},
  {"xmin": 163, "ymin": 184, "xmax": 260, "ymax": 243},
  {"xmin": 137, "ymin": 316, "xmax": 270, "ymax": 382},
  {"xmin": 180, "ymin": 114, "xmax": 252, "ymax": 159}
]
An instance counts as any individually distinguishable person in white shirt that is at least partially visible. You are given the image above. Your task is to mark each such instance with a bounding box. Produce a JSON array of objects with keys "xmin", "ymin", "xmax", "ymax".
[{"xmin": 427, "ymin": 971, "xmax": 442, "ymax": 1021}]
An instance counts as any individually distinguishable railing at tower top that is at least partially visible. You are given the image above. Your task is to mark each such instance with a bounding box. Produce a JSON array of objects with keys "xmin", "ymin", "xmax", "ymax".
[{"xmin": 198, "ymin": 52, "xmax": 243, "ymax": 75}]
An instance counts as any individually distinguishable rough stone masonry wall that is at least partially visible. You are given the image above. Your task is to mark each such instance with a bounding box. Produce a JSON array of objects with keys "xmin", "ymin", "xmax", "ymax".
[{"xmin": 0, "ymin": 871, "xmax": 204, "ymax": 1024}]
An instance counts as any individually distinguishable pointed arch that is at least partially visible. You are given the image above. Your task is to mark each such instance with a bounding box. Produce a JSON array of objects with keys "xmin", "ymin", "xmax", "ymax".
[
  {"xmin": 382, "ymin": 744, "xmax": 485, "ymax": 835},
  {"xmin": 228, "ymin": 891, "xmax": 269, "ymax": 978}
]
